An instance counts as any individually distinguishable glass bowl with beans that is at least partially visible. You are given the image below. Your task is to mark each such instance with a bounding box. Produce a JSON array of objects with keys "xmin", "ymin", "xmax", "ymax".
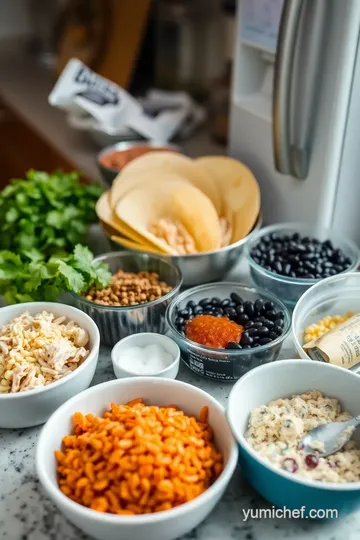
[
  {"xmin": 71, "ymin": 252, "xmax": 182, "ymax": 346},
  {"xmin": 166, "ymin": 282, "xmax": 291, "ymax": 382},
  {"xmin": 245, "ymin": 223, "xmax": 359, "ymax": 309}
]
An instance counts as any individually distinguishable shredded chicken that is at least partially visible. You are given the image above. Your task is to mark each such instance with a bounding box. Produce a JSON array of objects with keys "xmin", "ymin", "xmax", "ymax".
[{"xmin": 0, "ymin": 311, "xmax": 89, "ymax": 394}]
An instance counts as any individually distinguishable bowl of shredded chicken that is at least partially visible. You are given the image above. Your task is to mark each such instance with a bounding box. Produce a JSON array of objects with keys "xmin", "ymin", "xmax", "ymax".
[
  {"xmin": 0, "ymin": 311, "xmax": 90, "ymax": 394},
  {"xmin": 0, "ymin": 303, "xmax": 100, "ymax": 429}
]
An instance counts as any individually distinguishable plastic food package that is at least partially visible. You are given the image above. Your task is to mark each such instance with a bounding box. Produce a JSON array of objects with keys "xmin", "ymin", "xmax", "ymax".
[
  {"xmin": 49, "ymin": 59, "xmax": 205, "ymax": 142},
  {"xmin": 304, "ymin": 312, "xmax": 360, "ymax": 369}
]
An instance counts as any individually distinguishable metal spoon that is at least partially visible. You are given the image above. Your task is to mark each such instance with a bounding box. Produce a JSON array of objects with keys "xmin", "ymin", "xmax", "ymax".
[{"xmin": 300, "ymin": 416, "xmax": 360, "ymax": 457}]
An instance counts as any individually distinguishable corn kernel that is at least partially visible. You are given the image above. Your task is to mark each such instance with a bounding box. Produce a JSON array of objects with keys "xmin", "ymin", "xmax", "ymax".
[{"xmin": 303, "ymin": 311, "xmax": 353, "ymax": 344}]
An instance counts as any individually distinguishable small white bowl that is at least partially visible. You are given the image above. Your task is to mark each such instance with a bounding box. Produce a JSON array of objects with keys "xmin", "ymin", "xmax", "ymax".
[
  {"xmin": 111, "ymin": 333, "xmax": 180, "ymax": 379},
  {"xmin": 0, "ymin": 302, "xmax": 100, "ymax": 429},
  {"xmin": 36, "ymin": 377, "xmax": 238, "ymax": 540}
]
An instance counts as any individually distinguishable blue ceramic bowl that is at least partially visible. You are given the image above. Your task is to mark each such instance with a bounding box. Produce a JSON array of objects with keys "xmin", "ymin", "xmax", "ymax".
[{"xmin": 227, "ymin": 359, "xmax": 360, "ymax": 518}]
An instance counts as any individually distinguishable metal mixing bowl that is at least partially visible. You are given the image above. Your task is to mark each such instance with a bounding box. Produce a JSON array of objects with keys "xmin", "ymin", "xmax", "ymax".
[
  {"xmin": 110, "ymin": 215, "xmax": 262, "ymax": 287},
  {"xmin": 97, "ymin": 141, "xmax": 181, "ymax": 185},
  {"xmin": 71, "ymin": 252, "xmax": 183, "ymax": 346}
]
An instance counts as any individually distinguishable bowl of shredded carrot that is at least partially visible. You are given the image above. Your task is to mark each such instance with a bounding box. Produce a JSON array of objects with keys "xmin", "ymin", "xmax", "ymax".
[{"xmin": 36, "ymin": 377, "xmax": 238, "ymax": 540}]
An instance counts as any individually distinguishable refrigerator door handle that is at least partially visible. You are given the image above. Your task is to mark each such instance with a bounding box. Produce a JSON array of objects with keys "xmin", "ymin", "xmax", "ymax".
[
  {"xmin": 273, "ymin": 0, "xmax": 304, "ymax": 175},
  {"xmin": 291, "ymin": 0, "xmax": 327, "ymax": 179}
]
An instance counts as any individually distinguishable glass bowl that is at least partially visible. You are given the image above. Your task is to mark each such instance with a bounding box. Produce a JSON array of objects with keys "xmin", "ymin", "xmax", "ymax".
[
  {"xmin": 245, "ymin": 223, "xmax": 359, "ymax": 309},
  {"xmin": 166, "ymin": 282, "xmax": 291, "ymax": 382},
  {"xmin": 292, "ymin": 272, "xmax": 360, "ymax": 373},
  {"xmin": 71, "ymin": 252, "xmax": 182, "ymax": 346}
]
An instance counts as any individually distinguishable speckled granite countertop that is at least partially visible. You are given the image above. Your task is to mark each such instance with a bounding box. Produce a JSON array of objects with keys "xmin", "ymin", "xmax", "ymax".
[{"xmin": 1, "ymin": 254, "xmax": 360, "ymax": 540}]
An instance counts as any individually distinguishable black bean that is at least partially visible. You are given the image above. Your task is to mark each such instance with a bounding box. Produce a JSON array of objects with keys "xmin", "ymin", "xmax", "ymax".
[
  {"xmin": 273, "ymin": 261, "xmax": 283, "ymax": 274},
  {"xmin": 269, "ymin": 331, "xmax": 278, "ymax": 340},
  {"xmin": 179, "ymin": 309, "xmax": 190, "ymax": 318},
  {"xmin": 224, "ymin": 307, "xmax": 237, "ymax": 318},
  {"xmin": 245, "ymin": 320, "xmax": 255, "ymax": 329},
  {"xmin": 203, "ymin": 309, "xmax": 214, "ymax": 315},
  {"xmin": 214, "ymin": 307, "xmax": 224, "ymax": 316},
  {"xmin": 194, "ymin": 306, "xmax": 204, "ymax": 315},
  {"xmin": 274, "ymin": 318, "xmax": 284, "ymax": 328},
  {"xmin": 226, "ymin": 342, "xmax": 242, "ymax": 350},
  {"xmin": 244, "ymin": 301, "xmax": 255, "ymax": 318},
  {"xmin": 230, "ymin": 292, "xmax": 243, "ymax": 305},
  {"xmin": 221, "ymin": 299, "xmax": 231, "ymax": 308},
  {"xmin": 186, "ymin": 300, "xmax": 197, "ymax": 310},
  {"xmin": 252, "ymin": 335, "xmax": 260, "ymax": 342},
  {"xmin": 273, "ymin": 325, "xmax": 283, "ymax": 336},
  {"xmin": 275, "ymin": 311, "xmax": 285, "ymax": 320},
  {"xmin": 211, "ymin": 297, "xmax": 221, "ymax": 307},
  {"xmin": 283, "ymin": 263, "xmax": 291, "ymax": 275},
  {"xmin": 215, "ymin": 312, "xmax": 224, "ymax": 317},
  {"xmin": 242, "ymin": 345, "xmax": 252, "ymax": 349},
  {"xmin": 240, "ymin": 334, "xmax": 253, "ymax": 346},
  {"xmin": 253, "ymin": 321, "xmax": 263, "ymax": 329},
  {"xmin": 264, "ymin": 301, "xmax": 274, "ymax": 311},
  {"xmin": 236, "ymin": 304, "xmax": 244, "ymax": 315},
  {"xmin": 175, "ymin": 317, "xmax": 185, "ymax": 327},
  {"xmin": 237, "ymin": 314, "xmax": 249, "ymax": 325},
  {"xmin": 252, "ymin": 342, "xmax": 261, "ymax": 348},
  {"xmin": 258, "ymin": 337, "xmax": 273, "ymax": 345},
  {"xmin": 265, "ymin": 310, "xmax": 277, "ymax": 321},
  {"xmin": 257, "ymin": 327, "xmax": 270, "ymax": 337},
  {"xmin": 247, "ymin": 328, "xmax": 258, "ymax": 337},
  {"xmin": 199, "ymin": 298, "xmax": 210, "ymax": 307},
  {"xmin": 254, "ymin": 316, "xmax": 267, "ymax": 323},
  {"xmin": 263, "ymin": 319, "xmax": 274, "ymax": 329}
]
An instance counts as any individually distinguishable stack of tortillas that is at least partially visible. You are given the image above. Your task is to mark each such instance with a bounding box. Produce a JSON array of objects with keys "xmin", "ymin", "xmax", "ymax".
[{"xmin": 96, "ymin": 151, "xmax": 261, "ymax": 256}]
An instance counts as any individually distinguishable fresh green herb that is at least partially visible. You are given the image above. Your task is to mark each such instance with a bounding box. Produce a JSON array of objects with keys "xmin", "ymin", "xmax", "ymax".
[
  {"xmin": 0, "ymin": 170, "xmax": 103, "ymax": 257},
  {"xmin": 0, "ymin": 245, "xmax": 111, "ymax": 304}
]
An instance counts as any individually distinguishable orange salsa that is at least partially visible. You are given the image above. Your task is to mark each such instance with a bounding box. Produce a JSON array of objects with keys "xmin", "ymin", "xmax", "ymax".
[{"xmin": 185, "ymin": 315, "xmax": 243, "ymax": 349}]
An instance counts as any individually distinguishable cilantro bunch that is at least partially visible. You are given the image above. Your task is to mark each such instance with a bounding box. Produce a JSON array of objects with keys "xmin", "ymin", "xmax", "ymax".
[
  {"xmin": 0, "ymin": 245, "xmax": 111, "ymax": 304},
  {"xmin": 0, "ymin": 170, "xmax": 103, "ymax": 257}
]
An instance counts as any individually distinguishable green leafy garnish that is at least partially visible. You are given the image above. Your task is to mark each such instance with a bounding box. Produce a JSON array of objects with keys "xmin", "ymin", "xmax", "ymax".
[
  {"xmin": 0, "ymin": 245, "xmax": 112, "ymax": 304},
  {"xmin": 0, "ymin": 169, "xmax": 103, "ymax": 258}
]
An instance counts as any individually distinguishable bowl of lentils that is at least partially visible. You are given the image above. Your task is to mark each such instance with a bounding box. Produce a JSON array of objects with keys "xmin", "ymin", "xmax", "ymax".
[
  {"xmin": 71, "ymin": 252, "xmax": 182, "ymax": 346},
  {"xmin": 245, "ymin": 223, "xmax": 359, "ymax": 309},
  {"xmin": 166, "ymin": 282, "xmax": 291, "ymax": 381}
]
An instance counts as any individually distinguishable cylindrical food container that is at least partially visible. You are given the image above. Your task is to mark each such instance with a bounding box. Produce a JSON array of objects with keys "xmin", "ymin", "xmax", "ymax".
[
  {"xmin": 292, "ymin": 272, "xmax": 360, "ymax": 373},
  {"xmin": 245, "ymin": 223, "xmax": 360, "ymax": 309},
  {"xmin": 166, "ymin": 282, "xmax": 291, "ymax": 381},
  {"xmin": 71, "ymin": 252, "xmax": 182, "ymax": 346}
]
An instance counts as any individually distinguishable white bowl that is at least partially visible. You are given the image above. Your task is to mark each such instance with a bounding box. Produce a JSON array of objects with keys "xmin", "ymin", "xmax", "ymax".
[
  {"xmin": 292, "ymin": 272, "xmax": 360, "ymax": 372},
  {"xmin": 111, "ymin": 333, "xmax": 180, "ymax": 379},
  {"xmin": 227, "ymin": 360, "xmax": 360, "ymax": 517},
  {"xmin": 36, "ymin": 377, "xmax": 238, "ymax": 540},
  {"xmin": 0, "ymin": 302, "xmax": 100, "ymax": 428}
]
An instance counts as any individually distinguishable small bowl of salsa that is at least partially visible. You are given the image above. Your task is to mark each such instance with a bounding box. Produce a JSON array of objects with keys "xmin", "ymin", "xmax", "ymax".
[{"xmin": 97, "ymin": 142, "xmax": 181, "ymax": 185}]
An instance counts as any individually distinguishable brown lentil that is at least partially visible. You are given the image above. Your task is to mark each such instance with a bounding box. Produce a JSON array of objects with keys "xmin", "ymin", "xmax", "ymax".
[{"xmin": 83, "ymin": 270, "xmax": 172, "ymax": 307}]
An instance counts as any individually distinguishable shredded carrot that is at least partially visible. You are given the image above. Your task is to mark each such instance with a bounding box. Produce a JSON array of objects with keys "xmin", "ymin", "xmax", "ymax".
[{"xmin": 55, "ymin": 399, "xmax": 223, "ymax": 515}]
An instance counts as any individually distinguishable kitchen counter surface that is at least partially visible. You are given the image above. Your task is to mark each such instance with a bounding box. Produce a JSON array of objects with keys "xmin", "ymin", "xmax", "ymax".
[{"xmin": 1, "ymin": 255, "xmax": 360, "ymax": 540}]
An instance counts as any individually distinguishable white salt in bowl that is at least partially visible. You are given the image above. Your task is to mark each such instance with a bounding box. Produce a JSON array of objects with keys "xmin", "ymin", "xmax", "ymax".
[{"xmin": 111, "ymin": 333, "xmax": 180, "ymax": 379}]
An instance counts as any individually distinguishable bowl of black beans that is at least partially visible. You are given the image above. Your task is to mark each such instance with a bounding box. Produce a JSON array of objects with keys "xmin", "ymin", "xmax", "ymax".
[
  {"xmin": 245, "ymin": 223, "xmax": 359, "ymax": 309},
  {"xmin": 166, "ymin": 282, "xmax": 291, "ymax": 381}
]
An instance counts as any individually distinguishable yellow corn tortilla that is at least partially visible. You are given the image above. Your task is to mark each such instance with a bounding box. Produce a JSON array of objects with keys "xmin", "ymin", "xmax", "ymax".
[
  {"xmin": 96, "ymin": 191, "xmax": 171, "ymax": 253},
  {"xmin": 120, "ymin": 151, "xmax": 222, "ymax": 216},
  {"xmin": 115, "ymin": 181, "xmax": 221, "ymax": 253},
  {"xmin": 110, "ymin": 169, "xmax": 191, "ymax": 208},
  {"xmin": 196, "ymin": 156, "xmax": 260, "ymax": 243}
]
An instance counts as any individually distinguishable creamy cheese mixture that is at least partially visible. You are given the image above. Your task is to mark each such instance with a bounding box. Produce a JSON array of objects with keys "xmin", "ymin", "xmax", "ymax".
[
  {"xmin": 0, "ymin": 311, "xmax": 89, "ymax": 393},
  {"xmin": 246, "ymin": 391, "xmax": 360, "ymax": 483}
]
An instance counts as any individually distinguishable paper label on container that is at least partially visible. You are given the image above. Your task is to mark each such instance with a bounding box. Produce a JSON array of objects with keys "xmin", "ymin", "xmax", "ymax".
[{"xmin": 304, "ymin": 313, "xmax": 360, "ymax": 368}]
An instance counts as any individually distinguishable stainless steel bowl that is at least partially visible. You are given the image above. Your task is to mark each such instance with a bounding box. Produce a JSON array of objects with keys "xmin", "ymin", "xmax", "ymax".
[
  {"xmin": 110, "ymin": 215, "xmax": 262, "ymax": 287},
  {"xmin": 71, "ymin": 252, "xmax": 183, "ymax": 346},
  {"xmin": 97, "ymin": 141, "xmax": 181, "ymax": 186}
]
